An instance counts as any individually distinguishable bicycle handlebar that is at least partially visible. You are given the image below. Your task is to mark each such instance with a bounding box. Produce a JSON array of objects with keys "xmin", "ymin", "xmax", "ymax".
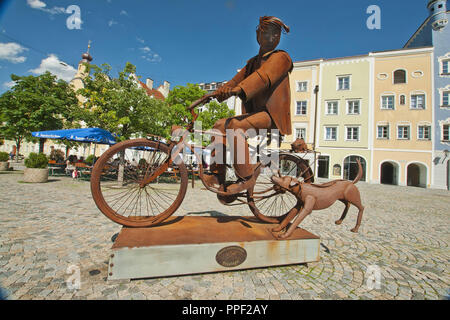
[{"xmin": 187, "ymin": 93, "xmax": 216, "ymax": 111}]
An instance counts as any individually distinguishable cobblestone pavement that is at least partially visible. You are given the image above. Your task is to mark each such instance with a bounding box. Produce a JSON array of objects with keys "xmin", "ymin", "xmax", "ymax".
[{"xmin": 0, "ymin": 171, "xmax": 449, "ymax": 300}]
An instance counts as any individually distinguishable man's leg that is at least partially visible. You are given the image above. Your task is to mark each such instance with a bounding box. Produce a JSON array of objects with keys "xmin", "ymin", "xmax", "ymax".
[
  {"xmin": 226, "ymin": 111, "xmax": 273, "ymax": 180},
  {"xmin": 204, "ymin": 118, "xmax": 227, "ymax": 187}
]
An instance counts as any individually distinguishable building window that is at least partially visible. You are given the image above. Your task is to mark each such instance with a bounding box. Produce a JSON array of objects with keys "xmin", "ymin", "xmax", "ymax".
[
  {"xmin": 297, "ymin": 81, "xmax": 308, "ymax": 92},
  {"xmin": 333, "ymin": 164, "xmax": 341, "ymax": 176},
  {"xmin": 393, "ymin": 70, "xmax": 406, "ymax": 84},
  {"xmin": 411, "ymin": 94, "xmax": 425, "ymax": 109},
  {"xmin": 397, "ymin": 125, "xmax": 410, "ymax": 140},
  {"xmin": 443, "ymin": 124, "xmax": 449, "ymax": 141},
  {"xmin": 443, "ymin": 91, "xmax": 450, "ymax": 107},
  {"xmin": 337, "ymin": 76, "xmax": 350, "ymax": 90},
  {"xmin": 326, "ymin": 101, "xmax": 338, "ymax": 115},
  {"xmin": 346, "ymin": 127, "xmax": 359, "ymax": 141},
  {"xmin": 295, "ymin": 101, "xmax": 307, "ymax": 115},
  {"xmin": 399, "ymin": 95, "xmax": 406, "ymax": 105},
  {"xmin": 443, "ymin": 60, "xmax": 449, "ymax": 74},
  {"xmin": 295, "ymin": 128, "xmax": 306, "ymax": 139},
  {"xmin": 347, "ymin": 100, "xmax": 360, "ymax": 114},
  {"xmin": 377, "ymin": 125, "xmax": 389, "ymax": 139},
  {"xmin": 325, "ymin": 127, "xmax": 337, "ymax": 141},
  {"xmin": 418, "ymin": 125, "xmax": 431, "ymax": 140},
  {"xmin": 381, "ymin": 95, "xmax": 395, "ymax": 110}
]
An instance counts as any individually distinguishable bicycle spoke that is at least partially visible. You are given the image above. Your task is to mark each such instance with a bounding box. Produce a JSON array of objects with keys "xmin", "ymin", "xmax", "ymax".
[{"xmin": 96, "ymin": 140, "xmax": 187, "ymax": 223}]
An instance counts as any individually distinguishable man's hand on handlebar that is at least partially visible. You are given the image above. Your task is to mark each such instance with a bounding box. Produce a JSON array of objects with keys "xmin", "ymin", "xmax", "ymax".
[
  {"xmin": 213, "ymin": 86, "xmax": 242, "ymax": 102},
  {"xmin": 188, "ymin": 87, "xmax": 242, "ymax": 111}
]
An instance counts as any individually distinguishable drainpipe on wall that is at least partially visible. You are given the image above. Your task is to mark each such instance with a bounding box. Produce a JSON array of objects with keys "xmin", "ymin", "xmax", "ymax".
[{"xmin": 313, "ymin": 85, "xmax": 319, "ymax": 177}]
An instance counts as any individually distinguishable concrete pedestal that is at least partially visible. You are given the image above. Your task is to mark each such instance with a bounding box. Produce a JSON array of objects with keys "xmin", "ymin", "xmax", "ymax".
[{"xmin": 108, "ymin": 216, "xmax": 320, "ymax": 280}]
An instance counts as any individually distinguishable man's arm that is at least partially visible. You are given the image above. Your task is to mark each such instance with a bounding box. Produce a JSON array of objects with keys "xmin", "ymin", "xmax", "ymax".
[
  {"xmin": 237, "ymin": 51, "xmax": 292, "ymax": 102},
  {"xmin": 213, "ymin": 66, "xmax": 247, "ymax": 102}
]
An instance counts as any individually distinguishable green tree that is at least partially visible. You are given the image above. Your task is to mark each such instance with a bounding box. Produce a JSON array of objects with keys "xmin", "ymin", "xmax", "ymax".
[
  {"xmin": 0, "ymin": 72, "xmax": 79, "ymax": 160},
  {"xmin": 165, "ymin": 84, "xmax": 235, "ymax": 145},
  {"xmin": 77, "ymin": 62, "xmax": 171, "ymax": 140}
]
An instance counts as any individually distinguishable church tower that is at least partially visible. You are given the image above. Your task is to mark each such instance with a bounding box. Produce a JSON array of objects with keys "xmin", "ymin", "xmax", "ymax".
[
  {"xmin": 428, "ymin": 0, "xmax": 448, "ymax": 30},
  {"xmin": 70, "ymin": 41, "xmax": 93, "ymax": 92}
]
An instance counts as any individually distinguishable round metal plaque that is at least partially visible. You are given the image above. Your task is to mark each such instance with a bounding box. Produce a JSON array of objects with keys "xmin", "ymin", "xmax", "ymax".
[{"xmin": 215, "ymin": 246, "xmax": 247, "ymax": 267}]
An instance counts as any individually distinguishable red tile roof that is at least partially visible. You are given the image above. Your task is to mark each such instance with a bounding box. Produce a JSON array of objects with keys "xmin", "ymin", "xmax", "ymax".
[{"xmin": 138, "ymin": 81, "xmax": 165, "ymax": 100}]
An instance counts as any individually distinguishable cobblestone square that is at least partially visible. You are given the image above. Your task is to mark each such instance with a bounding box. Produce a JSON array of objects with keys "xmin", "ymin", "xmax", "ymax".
[{"xmin": 0, "ymin": 171, "xmax": 449, "ymax": 300}]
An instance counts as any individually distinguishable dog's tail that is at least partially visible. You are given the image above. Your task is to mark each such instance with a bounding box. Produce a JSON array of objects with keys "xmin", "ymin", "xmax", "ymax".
[{"xmin": 352, "ymin": 159, "xmax": 363, "ymax": 184}]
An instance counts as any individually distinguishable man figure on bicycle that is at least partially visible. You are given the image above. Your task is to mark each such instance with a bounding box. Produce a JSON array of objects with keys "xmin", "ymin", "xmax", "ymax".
[{"xmin": 204, "ymin": 16, "xmax": 293, "ymax": 195}]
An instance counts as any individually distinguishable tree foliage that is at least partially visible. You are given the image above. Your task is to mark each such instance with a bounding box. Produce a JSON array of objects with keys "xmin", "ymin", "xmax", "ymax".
[
  {"xmin": 77, "ymin": 62, "xmax": 171, "ymax": 140},
  {"xmin": 165, "ymin": 84, "xmax": 235, "ymax": 145},
  {"xmin": 0, "ymin": 72, "xmax": 79, "ymax": 157}
]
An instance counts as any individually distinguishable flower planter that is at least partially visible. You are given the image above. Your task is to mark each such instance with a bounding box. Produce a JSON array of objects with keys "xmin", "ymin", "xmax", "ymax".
[
  {"xmin": 0, "ymin": 161, "xmax": 9, "ymax": 171},
  {"xmin": 23, "ymin": 168, "xmax": 49, "ymax": 183}
]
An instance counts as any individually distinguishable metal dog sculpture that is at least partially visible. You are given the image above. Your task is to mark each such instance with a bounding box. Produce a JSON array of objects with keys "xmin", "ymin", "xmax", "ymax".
[
  {"xmin": 291, "ymin": 138, "xmax": 309, "ymax": 153},
  {"xmin": 270, "ymin": 160, "xmax": 364, "ymax": 239}
]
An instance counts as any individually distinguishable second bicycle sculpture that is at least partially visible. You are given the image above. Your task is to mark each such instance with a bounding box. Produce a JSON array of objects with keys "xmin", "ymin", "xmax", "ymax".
[{"xmin": 90, "ymin": 93, "xmax": 316, "ymax": 231}]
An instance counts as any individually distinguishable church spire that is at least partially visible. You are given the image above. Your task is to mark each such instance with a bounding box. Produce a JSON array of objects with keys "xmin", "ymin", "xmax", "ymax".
[{"xmin": 81, "ymin": 40, "xmax": 93, "ymax": 63}]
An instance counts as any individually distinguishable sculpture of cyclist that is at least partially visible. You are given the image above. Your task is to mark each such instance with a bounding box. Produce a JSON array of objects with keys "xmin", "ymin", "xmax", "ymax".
[{"xmin": 203, "ymin": 16, "xmax": 293, "ymax": 195}]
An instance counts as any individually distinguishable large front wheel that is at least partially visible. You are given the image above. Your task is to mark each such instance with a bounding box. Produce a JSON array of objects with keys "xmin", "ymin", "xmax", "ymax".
[{"xmin": 90, "ymin": 139, "xmax": 188, "ymax": 227}]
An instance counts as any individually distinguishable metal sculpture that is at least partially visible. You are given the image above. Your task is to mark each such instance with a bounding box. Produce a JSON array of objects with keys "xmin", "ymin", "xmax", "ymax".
[
  {"xmin": 204, "ymin": 16, "xmax": 294, "ymax": 195},
  {"xmin": 89, "ymin": 16, "xmax": 320, "ymax": 236},
  {"xmin": 270, "ymin": 160, "xmax": 365, "ymax": 239}
]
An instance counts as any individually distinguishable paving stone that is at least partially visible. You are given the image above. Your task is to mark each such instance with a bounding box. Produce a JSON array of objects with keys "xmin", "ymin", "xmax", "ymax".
[{"xmin": 0, "ymin": 173, "xmax": 448, "ymax": 301}]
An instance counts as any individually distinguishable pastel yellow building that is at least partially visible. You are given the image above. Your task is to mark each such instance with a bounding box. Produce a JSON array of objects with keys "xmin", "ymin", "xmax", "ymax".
[
  {"xmin": 315, "ymin": 55, "xmax": 373, "ymax": 182},
  {"xmin": 282, "ymin": 59, "xmax": 321, "ymax": 149},
  {"xmin": 371, "ymin": 47, "xmax": 433, "ymax": 187}
]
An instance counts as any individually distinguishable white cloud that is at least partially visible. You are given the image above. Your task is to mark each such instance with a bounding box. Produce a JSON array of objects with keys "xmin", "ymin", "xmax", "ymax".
[
  {"xmin": 108, "ymin": 19, "xmax": 117, "ymax": 27},
  {"xmin": 27, "ymin": 0, "xmax": 65, "ymax": 15},
  {"xmin": 136, "ymin": 37, "xmax": 145, "ymax": 44},
  {"xmin": 0, "ymin": 42, "xmax": 28, "ymax": 64},
  {"xmin": 27, "ymin": 0, "xmax": 46, "ymax": 9},
  {"xmin": 139, "ymin": 46, "xmax": 161, "ymax": 63},
  {"xmin": 120, "ymin": 10, "xmax": 128, "ymax": 16},
  {"xmin": 3, "ymin": 81, "xmax": 16, "ymax": 89},
  {"xmin": 29, "ymin": 54, "xmax": 77, "ymax": 82}
]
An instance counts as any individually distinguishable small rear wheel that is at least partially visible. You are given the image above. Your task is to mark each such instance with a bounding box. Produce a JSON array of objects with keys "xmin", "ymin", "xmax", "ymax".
[
  {"xmin": 90, "ymin": 138, "xmax": 188, "ymax": 227},
  {"xmin": 247, "ymin": 153, "xmax": 313, "ymax": 223}
]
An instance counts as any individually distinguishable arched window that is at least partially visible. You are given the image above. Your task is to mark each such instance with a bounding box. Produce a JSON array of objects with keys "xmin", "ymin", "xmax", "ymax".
[
  {"xmin": 343, "ymin": 156, "xmax": 366, "ymax": 181},
  {"xmin": 394, "ymin": 70, "xmax": 406, "ymax": 84},
  {"xmin": 333, "ymin": 164, "xmax": 341, "ymax": 176},
  {"xmin": 400, "ymin": 95, "xmax": 406, "ymax": 105}
]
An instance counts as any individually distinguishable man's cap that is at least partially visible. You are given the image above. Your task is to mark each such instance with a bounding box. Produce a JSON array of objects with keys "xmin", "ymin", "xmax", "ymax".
[{"xmin": 257, "ymin": 16, "xmax": 290, "ymax": 34}]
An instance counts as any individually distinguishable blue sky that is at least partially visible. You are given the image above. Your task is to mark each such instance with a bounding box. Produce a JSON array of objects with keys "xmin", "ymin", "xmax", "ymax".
[{"xmin": 0, "ymin": 0, "xmax": 431, "ymax": 93}]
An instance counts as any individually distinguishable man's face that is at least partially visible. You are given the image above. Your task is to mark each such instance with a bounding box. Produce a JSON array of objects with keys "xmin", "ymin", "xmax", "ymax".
[{"xmin": 256, "ymin": 27, "xmax": 280, "ymax": 52}]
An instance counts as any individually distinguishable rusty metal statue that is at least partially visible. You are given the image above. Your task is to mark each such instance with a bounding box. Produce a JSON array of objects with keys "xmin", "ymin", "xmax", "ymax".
[
  {"xmin": 90, "ymin": 16, "xmax": 318, "ymax": 237},
  {"xmin": 291, "ymin": 138, "xmax": 309, "ymax": 153},
  {"xmin": 270, "ymin": 160, "xmax": 365, "ymax": 239},
  {"xmin": 203, "ymin": 16, "xmax": 294, "ymax": 195}
]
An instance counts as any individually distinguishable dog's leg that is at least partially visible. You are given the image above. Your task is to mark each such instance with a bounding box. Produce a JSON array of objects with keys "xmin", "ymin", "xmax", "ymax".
[
  {"xmin": 272, "ymin": 205, "xmax": 301, "ymax": 233},
  {"xmin": 278, "ymin": 196, "xmax": 315, "ymax": 239},
  {"xmin": 345, "ymin": 187, "xmax": 364, "ymax": 233},
  {"xmin": 335, "ymin": 200, "xmax": 350, "ymax": 225},
  {"xmin": 350, "ymin": 204, "xmax": 364, "ymax": 233}
]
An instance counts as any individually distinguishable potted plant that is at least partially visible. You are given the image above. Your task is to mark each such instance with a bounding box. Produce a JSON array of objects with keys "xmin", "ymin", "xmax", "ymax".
[
  {"xmin": 0, "ymin": 151, "xmax": 9, "ymax": 171},
  {"xmin": 23, "ymin": 152, "xmax": 49, "ymax": 183}
]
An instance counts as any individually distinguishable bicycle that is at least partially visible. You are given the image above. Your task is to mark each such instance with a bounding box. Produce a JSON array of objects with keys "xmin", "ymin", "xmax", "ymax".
[{"xmin": 90, "ymin": 93, "xmax": 315, "ymax": 227}]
